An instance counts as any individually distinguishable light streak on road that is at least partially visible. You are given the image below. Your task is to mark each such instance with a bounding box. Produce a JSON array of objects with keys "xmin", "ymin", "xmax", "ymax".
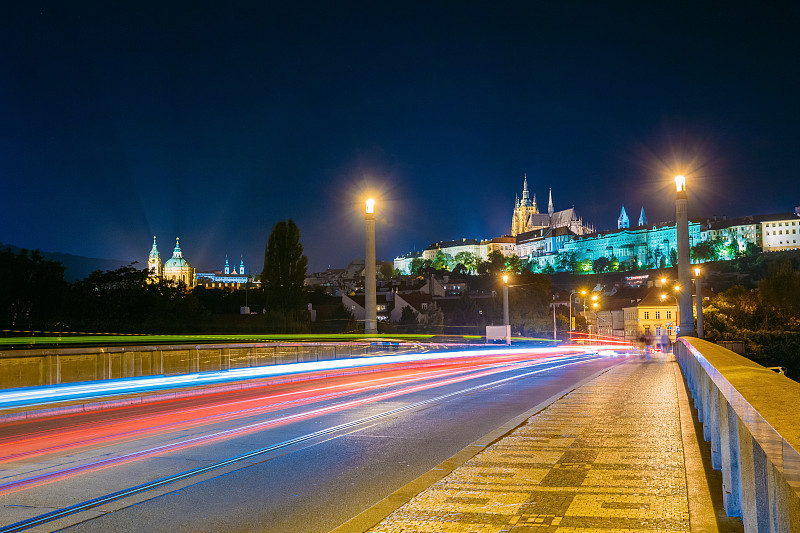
[
  {"xmin": 0, "ymin": 350, "xmax": 625, "ymax": 533},
  {"xmin": 0, "ymin": 352, "xmax": 564, "ymax": 462},
  {"xmin": 0, "ymin": 345, "xmax": 600, "ymax": 409},
  {"xmin": 0, "ymin": 348, "xmax": 630, "ymax": 497}
]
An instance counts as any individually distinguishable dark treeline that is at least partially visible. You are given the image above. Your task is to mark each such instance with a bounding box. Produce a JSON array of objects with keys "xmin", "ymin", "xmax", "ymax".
[
  {"xmin": 0, "ymin": 248, "xmax": 354, "ymax": 335},
  {"xmin": 703, "ymin": 255, "xmax": 800, "ymax": 379}
]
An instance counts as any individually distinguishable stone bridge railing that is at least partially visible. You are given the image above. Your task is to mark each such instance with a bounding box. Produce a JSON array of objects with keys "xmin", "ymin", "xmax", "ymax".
[
  {"xmin": 675, "ymin": 337, "xmax": 800, "ymax": 532},
  {"xmin": 0, "ymin": 342, "xmax": 421, "ymax": 390}
]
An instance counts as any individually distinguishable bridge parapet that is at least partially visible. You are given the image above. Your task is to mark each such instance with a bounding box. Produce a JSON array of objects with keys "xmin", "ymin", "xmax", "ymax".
[
  {"xmin": 0, "ymin": 342, "xmax": 415, "ymax": 390},
  {"xmin": 675, "ymin": 337, "xmax": 800, "ymax": 531}
]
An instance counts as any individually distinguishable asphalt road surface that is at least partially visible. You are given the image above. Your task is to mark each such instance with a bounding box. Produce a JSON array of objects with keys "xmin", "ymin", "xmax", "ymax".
[{"xmin": 0, "ymin": 347, "xmax": 629, "ymax": 533}]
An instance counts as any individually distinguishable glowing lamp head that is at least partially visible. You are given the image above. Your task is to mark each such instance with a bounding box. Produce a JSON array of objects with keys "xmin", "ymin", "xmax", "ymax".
[
  {"xmin": 695, "ymin": 267, "xmax": 701, "ymax": 277},
  {"xmin": 675, "ymin": 175, "xmax": 686, "ymax": 192},
  {"xmin": 503, "ymin": 274, "xmax": 509, "ymax": 284},
  {"xmin": 365, "ymin": 198, "xmax": 375, "ymax": 214},
  {"xmin": 660, "ymin": 277, "xmax": 667, "ymax": 284},
  {"xmin": 591, "ymin": 294, "xmax": 598, "ymax": 301},
  {"xmin": 580, "ymin": 289, "xmax": 586, "ymax": 295},
  {"xmin": 661, "ymin": 294, "xmax": 667, "ymax": 301}
]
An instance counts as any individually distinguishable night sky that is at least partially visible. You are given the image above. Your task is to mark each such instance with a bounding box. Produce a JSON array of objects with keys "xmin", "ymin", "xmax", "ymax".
[{"xmin": 2, "ymin": 2, "xmax": 798, "ymax": 273}]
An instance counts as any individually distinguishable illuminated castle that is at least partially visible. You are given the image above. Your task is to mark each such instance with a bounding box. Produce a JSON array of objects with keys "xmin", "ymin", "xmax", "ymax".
[
  {"xmin": 511, "ymin": 175, "xmax": 594, "ymax": 237},
  {"xmin": 147, "ymin": 236, "xmax": 195, "ymax": 287}
]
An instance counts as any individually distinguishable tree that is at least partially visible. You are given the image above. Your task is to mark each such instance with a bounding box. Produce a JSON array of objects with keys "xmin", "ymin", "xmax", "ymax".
[
  {"xmin": 556, "ymin": 251, "xmax": 577, "ymax": 273},
  {"xmin": 758, "ymin": 259, "xmax": 800, "ymax": 320},
  {"xmin": 432, "ymin": 250, "xmax": 453, "ymax": 271},
  {"xmin": 410, "ymin": 257, "xmax": 432, "ymax": 274},
  {"xmin": 398, "ymin": 305, "xmax": 418, "ymax": 333},
  {"xmin": 454, "ymin": 251, "xmax": 479, "ymax": 273},
  {"xmin": 261, "ymin": 219, "xmax": 309, "ymax": 315},
  {"xmin": 727, "ymin": 237, "xmax": 741, "ymax": 259},
  {"xmin": 744, "ymin": 242, "xmax": 762, "ymax": 257},
  {"xmin": 691, "ymin": 240, "xmax": 714, "ymax": 263},
  {"xmin": 0, "ymin": 248, "xmax": 66, "ymax": 329},
  {"xmin": 379, "ymin": 261, "xmax": 394, "ymax": 279},
  {"xmin": 592, "ymin": 257, "xmax": 610, "ymax": 273},
  {"xmin": 487, "ymin": 251, "xmax": 506, "ymax": 275},
  {"xmin": 504, "ymin": 255, "xmax": 522, "ymax": 274}
]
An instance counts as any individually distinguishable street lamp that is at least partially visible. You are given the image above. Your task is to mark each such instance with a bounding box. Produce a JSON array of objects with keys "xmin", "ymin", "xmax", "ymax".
[
  {"xmin": 502, "ymin": 274, "xmax": 509, "ymax": 327},
  {"xmin": 675, "ymin": 175, "xmax": 696, "ymax": 336},
  {"xmin": 364, "ymin": 198, "xmax": 377, "ymax": 335},
  {"xmin": 694, "ymin": 267, "xmax": 704, "ymax": 339}
]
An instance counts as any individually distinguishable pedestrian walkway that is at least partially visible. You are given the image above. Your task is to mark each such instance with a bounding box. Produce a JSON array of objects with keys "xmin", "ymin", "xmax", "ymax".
[{"xmin": 363, "ymin": 354, "xmax": 743, "ymax": 532}]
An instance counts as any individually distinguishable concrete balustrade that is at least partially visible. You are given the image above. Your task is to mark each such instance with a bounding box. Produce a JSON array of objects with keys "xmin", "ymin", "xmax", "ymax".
[
  {"xmin": 0, "ymin": 342, "xmax": 408, "ymax": 390},
  {"xmin": 675, "ymin": 337, "xmax": 800, "ymax": 531}
]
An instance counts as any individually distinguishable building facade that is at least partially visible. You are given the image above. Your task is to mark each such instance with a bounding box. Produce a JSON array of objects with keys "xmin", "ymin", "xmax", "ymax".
[{"xmin": 195, "ymin": 256, "xmax": 253, "ymax": 288}]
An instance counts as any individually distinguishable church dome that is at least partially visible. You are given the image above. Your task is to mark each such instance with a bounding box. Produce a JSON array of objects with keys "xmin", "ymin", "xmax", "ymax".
[
  {"xmin": 162, "ymin": 238, "xmax": 193, "ymax": 286},
  {"xmin": 164, "ymin": 256, "xmax": 190, "ymax": 269}
]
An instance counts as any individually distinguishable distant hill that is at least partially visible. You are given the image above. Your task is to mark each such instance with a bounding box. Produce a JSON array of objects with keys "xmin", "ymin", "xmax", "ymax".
[{"xmin": 0, "ymin": 243, "xmax": 134, "ymax": 282}]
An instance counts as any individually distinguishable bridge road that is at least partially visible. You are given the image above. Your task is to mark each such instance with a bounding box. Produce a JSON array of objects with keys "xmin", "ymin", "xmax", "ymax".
[{"xmin": 0, "ymin": 348, "xmax": 625, "ymax": 532}]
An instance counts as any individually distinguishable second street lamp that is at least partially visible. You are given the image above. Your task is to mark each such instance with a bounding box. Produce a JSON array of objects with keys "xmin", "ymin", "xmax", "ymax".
[{"xmin": 695, "ymin": 267, "xmax": 704, "ymax": 339}]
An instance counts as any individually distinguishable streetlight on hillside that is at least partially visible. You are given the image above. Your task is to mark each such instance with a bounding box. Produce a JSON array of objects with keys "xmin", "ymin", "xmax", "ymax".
[
  {"xmin": 365, "ymin": 198, "xmax": 377, "ymax": 335},
  {"xmin": 502, "ymin": 274, "xmax": 510, "ymax": 327}
]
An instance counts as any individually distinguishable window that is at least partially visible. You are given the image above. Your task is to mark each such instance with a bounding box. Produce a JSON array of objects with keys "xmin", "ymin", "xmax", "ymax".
[
  {"xmin": 667, "ymin": 311, "xmax": 672, "ymax": 319},
  {"xmin": 656, "ymin": 326, "xmax": 662, "ymax": 336},
  {"xmin": 655, "ymin": 311, "xmax": 661, "ymax": 319},
  {"xmin": 644, "ymin": 311, "xmax": 650, "ymax": 319},
  {"xmin": 421, "ymin": 303, "xmax": 428, "ymax": 310},
  {"xmin": 644, "ymin": 326, "xmax": 650, "ymax": 335}
]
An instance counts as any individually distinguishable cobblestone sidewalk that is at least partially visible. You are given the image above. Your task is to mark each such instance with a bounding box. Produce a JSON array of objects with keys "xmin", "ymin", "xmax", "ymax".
[{"xmin": 368, "ymin": 355, "xmax": 696, "ymax": 532}]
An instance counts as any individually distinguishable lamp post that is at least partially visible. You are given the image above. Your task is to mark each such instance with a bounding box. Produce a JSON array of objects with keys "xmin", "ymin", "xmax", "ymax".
[
  {"xmin": 502, "ymin": 274, "xmax": 510, "ymax": 345},
  {"xmin": 675, "ymin": 175, "xmax": 696, "ymax": 337},
  {"xmin": 502, "ymin": 274, "xmax": 509, "ymax": 327},
  {"xmin": 365, "ymin": 198, "xmax": 377, "ymax": 335},
  {"xmin": 695, "ymin": 267, "xmax": 704, "ymax": 339},
  {"xmin": 568, "ymin": 290, "xmax": 576, "ymax": 338}
]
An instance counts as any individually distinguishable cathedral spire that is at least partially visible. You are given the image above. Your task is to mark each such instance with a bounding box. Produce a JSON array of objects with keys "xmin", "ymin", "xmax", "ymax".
[
  {"xmin": 225, "ymin": 255, "xmax": 230, "ymax": 275},
  {"xmin": 548, "ymin": 188, "xmax": 554, "ymax": 216},
  {"xmin": 521, "ymin": 174, "xmax": 531, "ymax": 206},
  {"xmin": 618, "ymin": 206, "xmax": 630, "ymax": 229},
  {"xmin": 638, "ymin": 207, "xmax": 648, "ymax": 226}
]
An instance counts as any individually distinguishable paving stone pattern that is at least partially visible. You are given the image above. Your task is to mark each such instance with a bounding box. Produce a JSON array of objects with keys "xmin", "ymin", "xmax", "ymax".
[{"xmin": 369, "ymin": 356, "xmax": 691, "ymax": 532}]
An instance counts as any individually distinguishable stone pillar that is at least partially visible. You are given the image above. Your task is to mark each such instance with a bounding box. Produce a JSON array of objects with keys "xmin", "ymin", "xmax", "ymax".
[
  {"xmin": 365, "ymin": 199, "xmax": 377, "ymax": 335},
  {"xmin": 675, "ymin": 177, "xmax": 696, "ymax": 337}
]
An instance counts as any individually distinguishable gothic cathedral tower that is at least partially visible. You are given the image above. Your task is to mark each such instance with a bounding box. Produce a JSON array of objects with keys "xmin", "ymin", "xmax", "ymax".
[{"xmin": 511, "ymin": 175, "xmax": 539, "ymax": 236}]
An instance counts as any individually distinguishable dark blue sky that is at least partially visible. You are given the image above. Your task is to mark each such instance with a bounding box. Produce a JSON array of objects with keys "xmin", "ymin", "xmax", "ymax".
[{"xmin": 2, "ymin": 2, "xmax": 798, "ymax": 273}]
